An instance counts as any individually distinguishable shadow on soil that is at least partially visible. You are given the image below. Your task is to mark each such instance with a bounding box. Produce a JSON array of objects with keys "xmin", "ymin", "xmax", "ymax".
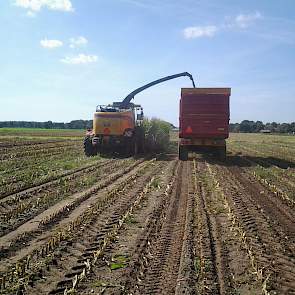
[
  {"xmin": 99, "ymin": 151, "xmax": 175, "ymax": 161},
  {"xmin": 205, "ymin": 152, "xmax": 295, "ymax": 169},
  {"xmin": 99, "ymin": 148, "xmax": 295, "ymax": 169}
]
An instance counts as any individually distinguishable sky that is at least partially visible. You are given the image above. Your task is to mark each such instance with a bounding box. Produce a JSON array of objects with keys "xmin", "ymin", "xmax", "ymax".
[{"xmin": 0, "ymin": 0, "xmax": 294, "ymax": 126}]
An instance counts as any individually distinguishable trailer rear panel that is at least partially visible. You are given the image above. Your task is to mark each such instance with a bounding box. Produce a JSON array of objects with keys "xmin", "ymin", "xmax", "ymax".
[
  {"xmin": 179, "ymin": 88, "xmax": 231, "ymax": 161},
  {"xmin": 180, "ymin": 88, "xmax": 230, "ymax": 139}
]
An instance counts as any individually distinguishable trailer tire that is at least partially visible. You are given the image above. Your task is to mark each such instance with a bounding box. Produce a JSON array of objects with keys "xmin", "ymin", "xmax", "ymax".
[
  {"xmin": 179, "ymin": 145, "xmax": 188, "ymax": 161},
  {"xmin": 84, "ymin": 137, "xmax": 97, "ymax": 157},
  {"xmin": 216, "ymin": 146, "xmax": 226, "ymax": 161}
]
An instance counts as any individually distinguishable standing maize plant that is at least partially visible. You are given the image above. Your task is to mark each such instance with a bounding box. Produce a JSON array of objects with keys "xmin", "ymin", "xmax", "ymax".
[{"xmin": 142, "ymin": 118, "xmax": 172, "ymax": 152}]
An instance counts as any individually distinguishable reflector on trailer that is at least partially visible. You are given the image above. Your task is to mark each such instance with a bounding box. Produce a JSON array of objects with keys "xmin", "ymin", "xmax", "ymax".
[{"xmin": 185, "ymin": 126, "xmax": 193, "ymax": 133}]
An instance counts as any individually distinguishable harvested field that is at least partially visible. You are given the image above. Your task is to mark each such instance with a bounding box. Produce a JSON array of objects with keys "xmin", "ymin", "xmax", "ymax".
[{"xmin": 0, "ymin": 130, "xmax": 295, "ymax": 295}]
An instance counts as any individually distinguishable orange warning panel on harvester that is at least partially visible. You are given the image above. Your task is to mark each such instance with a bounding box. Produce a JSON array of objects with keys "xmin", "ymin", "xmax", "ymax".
[
  {"xmin": 93, "ymin": 110, "xmax": 134, "ymax": 136},
  {"xmin": 103, "ymin": 128, "xmax": 110, "ymax": 135}
]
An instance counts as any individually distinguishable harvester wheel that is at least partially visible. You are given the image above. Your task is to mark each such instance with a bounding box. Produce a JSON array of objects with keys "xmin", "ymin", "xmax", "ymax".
[
  {"xmin": 128, "ymin": 137, "xmax": 138, "ymax": 156},
  {"xmin": 135, "ymin": 126, "xmax": 145, "ymax": 154},
  {"xmin": 84, "ymin": 137, "xmax": 97, "ymax": 157},
  {"xmin": 134, "ymin": 141, "xmax": 138, "ymax": 155},
  {"xmin": 179, "ymin": 145, "xmax": 188, "ymax": 161}
]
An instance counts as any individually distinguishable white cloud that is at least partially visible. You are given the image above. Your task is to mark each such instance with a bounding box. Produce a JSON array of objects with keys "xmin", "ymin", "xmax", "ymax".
[
  {"xmin": 69, "ymin": 36, "xmax": 88, "ymax": 48},
  {"xmin": 183, "ymin": 11, "xmax": 262, "ymax": 40},
  {"xmin": 234, "ymin": 11, "xmax": 262, "ymax": 28},
  {"xmin": 40, "ymin": 38, "xmax": 63, "ymax": 48},
  {"xmin": 26, "ymin": 10, "xmax": 36, "ymax": 17},
  {"xmin": 60, "ymin": 54, "xmax": 98, "ymax": 65},
  {"xmin": 14, "ymin": 0, "xmax": 73, "ymax": 12},
  {"xmin": 183, "ymin": 25, "xmax": 218, "ymax": 39}
]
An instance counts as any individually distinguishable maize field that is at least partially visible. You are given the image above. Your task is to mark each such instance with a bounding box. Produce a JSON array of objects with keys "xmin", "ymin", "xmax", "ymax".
[{"xmin": 0, "ymin": 130, "xmax": 294, "ymax": 295}]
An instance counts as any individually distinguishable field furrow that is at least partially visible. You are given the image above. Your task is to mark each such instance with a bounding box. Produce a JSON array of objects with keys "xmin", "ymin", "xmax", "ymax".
[
  {"xmin": 0, "ymin": 158, "xmax": 154, "ymax": 293},
  {"xmin": 208, "ymin": 161, "xmax": 295, "ymax": 294},
  {"xmin": 0, "ymin": 132, "xmax": 295, "ymax": 295}
]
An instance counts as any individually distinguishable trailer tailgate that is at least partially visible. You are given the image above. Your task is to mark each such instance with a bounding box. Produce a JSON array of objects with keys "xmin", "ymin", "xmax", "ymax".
[{"xmin": 179, "ymin": 88, "xmax": 230, "ymax": 139}]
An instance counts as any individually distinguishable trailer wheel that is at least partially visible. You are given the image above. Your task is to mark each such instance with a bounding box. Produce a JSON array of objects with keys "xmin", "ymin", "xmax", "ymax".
[
  {"xmin": 179, "ymin": 146, "xmax": 188, "ymax": 161},
  {"xmin": 216, "ymin": 146, "xmax": 226, "ymax": 161},
  {"xmin": 84, "ymin": 137, "xmax": 97, "ymax": 157}
]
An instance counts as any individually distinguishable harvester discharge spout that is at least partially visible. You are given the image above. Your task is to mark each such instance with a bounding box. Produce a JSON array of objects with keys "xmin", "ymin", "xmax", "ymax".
[{"xmin": 120, "ymin": 72, "xmax": 196, "ymax": 109}]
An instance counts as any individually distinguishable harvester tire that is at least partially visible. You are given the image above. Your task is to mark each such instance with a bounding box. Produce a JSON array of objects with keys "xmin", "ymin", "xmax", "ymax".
[
  {"xmin": 134, "ymin": 140, "xmax": 138, "ymax": 155},
  {"xmin": 135, "ymin": 126, "xmax": 145, "ymax": 154},
  {"xmin": 179, "ymin": 145, "xmax": 188, "ymax": 161},
  {"xmin": 84, "ymin": 137, "xmax": 97, "ymax": 157}
]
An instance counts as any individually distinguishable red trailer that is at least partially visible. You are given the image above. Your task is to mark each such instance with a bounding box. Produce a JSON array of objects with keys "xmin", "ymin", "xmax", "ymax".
[{"xmin": 179, "ymin": 88, "xmax": 231, "ymax": 161}]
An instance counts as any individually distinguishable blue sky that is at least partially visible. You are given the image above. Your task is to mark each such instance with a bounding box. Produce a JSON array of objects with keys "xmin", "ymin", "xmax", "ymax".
[{"xmin": 0, "ymin": 0, "xmax": 294, "ymax": 125}]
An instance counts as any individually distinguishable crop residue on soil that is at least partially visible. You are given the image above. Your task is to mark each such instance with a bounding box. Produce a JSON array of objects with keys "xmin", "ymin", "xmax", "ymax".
[{"xmin": 0, "ymin": 132, "xmax": 295, "ymax": 294}]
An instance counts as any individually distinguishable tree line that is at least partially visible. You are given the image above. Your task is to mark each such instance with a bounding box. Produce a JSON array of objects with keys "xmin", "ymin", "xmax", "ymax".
[
  {"xmin": 0, "ymin": 120, "xmax": 92, "ymax": 129},
  {"xmin": 230, "ymin": 120, "xmax": 295, "ymax": 133},
  {"xmin": 0, "ymin": 120, "xmax": 295, "ymax": 133}
]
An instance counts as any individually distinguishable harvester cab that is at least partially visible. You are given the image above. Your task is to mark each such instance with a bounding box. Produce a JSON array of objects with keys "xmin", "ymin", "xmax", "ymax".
[{"xmin": 84, "ymin": 72, "xmax": 195, "ymax": 157}]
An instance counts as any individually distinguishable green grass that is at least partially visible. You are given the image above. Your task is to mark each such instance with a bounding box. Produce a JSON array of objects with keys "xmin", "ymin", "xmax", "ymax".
[
  {"xmin": 228, "ymin": 133, "xmax": 295, "ymax": 162},
  {"xmin": 228, "ymin": 132, "xmax": 295, "ymax": 147},
  {"xmin": 228, "ymin": 133, "xmax": 295, "ymax": 202},
  {"xmin": 0, "ymin": 129, "xmax": 102, "ymax": 197},
  {"xmin": 0, "ymin": 127, "xmax": 84, "ymax": 138}
]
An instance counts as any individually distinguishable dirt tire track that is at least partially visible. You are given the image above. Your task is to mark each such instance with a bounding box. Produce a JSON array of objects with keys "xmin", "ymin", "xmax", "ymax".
[
  {"xmin": 26, "ymin": 160, "xmax": 165, "ymax": 295},
  {"xmin": 174, "ymin": 161, "xmax": 196, "ymax": 295},
  {"xmin": 209, "ymin": 161, "xmax": 295, "ymax": 294},
  {"xmin": 132, "ymin": 161, "xmax": 187, "ymax": 294},
  {"xmin": 0, "ymin": 159, "xmax": 114, "ymax": 211},
  {"xmin": 0, "ymin": 159, "xmax": 145, "ymax": 268},
  {"xmin": 70, "ymin": 159, "xmax": 179, "ymax": 295},
  {"xmin": 106, "ymin": 160, "xmax": 181, "ymax": 295},
  {"xmin": 0, "ymin": 159, "xmax": 124, "ymax": 239},
  {"xmin": 228, "ymin": 151, "xmax": 295, "ymax": 208},
  {"xmin": 194, "ymin": 160, "xmax": 222, "ymax": 295},
  {"xmin": 0, "ymin": 158, "xmax": 110, "ymax": 201},
  {"xmin": 230, "ymin": 165, "xmax": 295, "ymax": 237}
]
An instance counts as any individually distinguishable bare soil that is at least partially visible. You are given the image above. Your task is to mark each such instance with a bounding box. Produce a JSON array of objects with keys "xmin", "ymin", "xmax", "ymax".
[{"xmin": 1, "ymin": 137, "xmax": 295, "ymax": 295}]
